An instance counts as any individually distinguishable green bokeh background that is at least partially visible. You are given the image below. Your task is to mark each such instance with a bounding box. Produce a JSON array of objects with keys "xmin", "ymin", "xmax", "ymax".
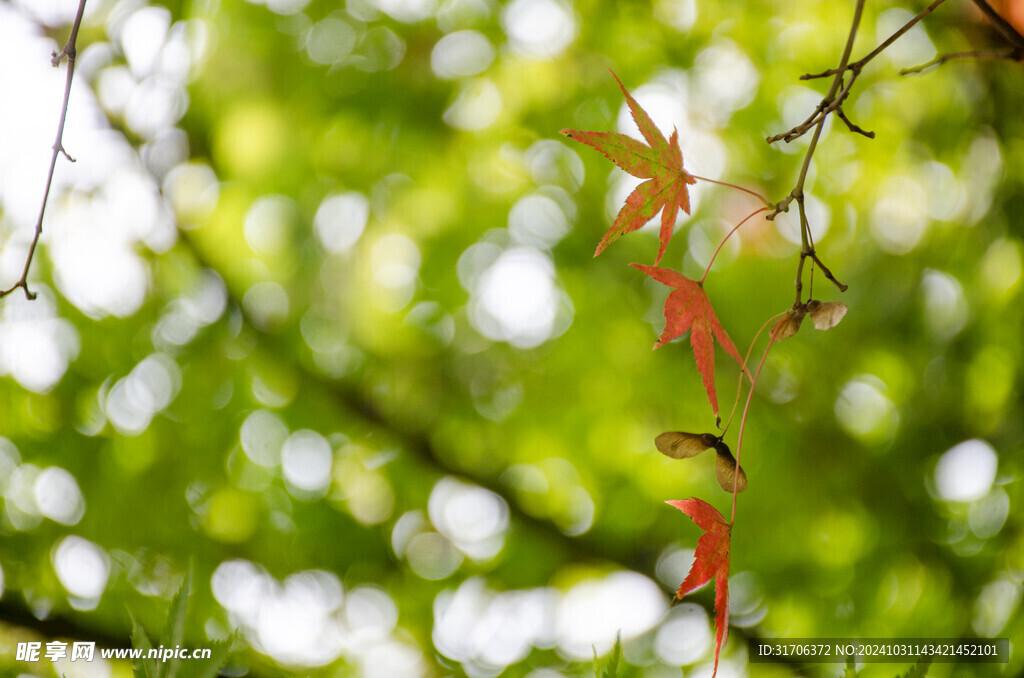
[{"xmin": 1, "ymin": 0, "xmax": 1022, "ymax": 677}]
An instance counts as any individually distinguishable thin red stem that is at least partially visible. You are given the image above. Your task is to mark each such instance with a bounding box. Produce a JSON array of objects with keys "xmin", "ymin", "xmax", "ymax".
[
  {"xmin": 699, "ymin": 207, "xmax": 769, "ymax": 285},
  {"xmin": 721, "ymin": 310, "xmax": 789, "ymax": 434},
  {"xmin": 690, "ymin": 174, "xmax": 773, "ymax": 208},
  {"xmin": 730, "ymin": 324, "xmax": 781, "ymax": 524}
]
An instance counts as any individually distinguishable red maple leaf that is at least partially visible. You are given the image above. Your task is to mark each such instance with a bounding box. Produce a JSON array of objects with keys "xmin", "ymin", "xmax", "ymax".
[
  {"xmin": 631, "ymin": 264, "xmax": 747, "ymax": 417},
  {"xmin": 560, "ymin": 72, "xmax": 696, "ymax": 264},
  {"xmin": 667, "ymin": 498, "xmax": 732, "ymax": 678}
]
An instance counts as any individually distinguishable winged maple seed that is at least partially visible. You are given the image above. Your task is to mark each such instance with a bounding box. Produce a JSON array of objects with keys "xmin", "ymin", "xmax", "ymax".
[
  {"xmin": 631, "ymin": 264, "xmax": 749, "ymax": 417},
  {"xmin": 772, "ymin": 300, "xmax": 848, "ymax": 340},
  {"xmin": 771, "ymin": 306, "xmax": 806, "ymax": 341},
  {"xmin": 655, "ymin": 432, "xmax": 748, "ymax": 493},
  {"xmin": 807, "ymin": 299, "xmax": 848, "ymax": 330},
  {"xmin": 667, "ymin": 498, "xmax": 732, "ymax": 678},
  {"xmin": 560, "ymin": 71, "xmax": 696, "ymax": 264}
]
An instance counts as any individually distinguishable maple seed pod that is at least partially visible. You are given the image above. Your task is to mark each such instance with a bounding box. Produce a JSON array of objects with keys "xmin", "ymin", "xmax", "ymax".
[
  {"xmin": 772, "ymin": 306, "xmax": 806, "ymax": 341},
  {"xmin": 655, "ymin": 431, "xmax": 719, "ymax": 459},
  {"xmin": 713, "ymin": 440, "xmax": 748, "ymax": 493},
  {"xmin": 656, "ymin": 432, "xmax": 748, "ymax": 493},
  {"xmin": 806, "ymin": 299, "xmax": 848, "ymax": 330}
]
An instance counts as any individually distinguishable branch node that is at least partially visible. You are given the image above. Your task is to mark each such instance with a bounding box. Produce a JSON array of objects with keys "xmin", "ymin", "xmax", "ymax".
[
  {"xmin": 800, "ymin": 69, "xmax": 834, "ymax": 80},
  {"xmin": 0, "ymin": 283, "xmax": 37, "ymax": 301},
  {"xmin": 810, "ymin": 253, "xmax": 848, "ymax": 292},
  {"xmin": 57, "ymin": 144, "xmax": 77, "ymax": 163},
  {"xmin": 836, "ymin": 107, "xmax": 875, "ymax": 138}
]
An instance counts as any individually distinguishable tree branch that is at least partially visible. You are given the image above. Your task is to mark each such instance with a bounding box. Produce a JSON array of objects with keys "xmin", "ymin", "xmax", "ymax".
[
  {"xmin": 780, "ymin": 0, "xmax": 953, "ymax": 145},
  {"xmin": 800, "ymin": 0, "xmax": 950, "ymax": 81},
  {"xmin": 970, "ymin": 0, "xmax": 1024, "ymax": 51},
  {"xmin": 765, "ymin": 0, "xmax": 862, "ymax": 304},
  {"xmin": 900, "ymin": 47, "xmax": 1024, "ymax": 74},
  {"xmin": 836, "ymin": 105, "xmax": 875, "ymax": 138},
  {"xmin": 769, "ymin": 0, "xmax": 865, "ymax": 218},
  {"xmin": 766, "ymin": 73, "xmax": 865, "ymax": 144},
  {"xmin": 1, "ymin": 0, "xmax": 88, "ymax": 301}
]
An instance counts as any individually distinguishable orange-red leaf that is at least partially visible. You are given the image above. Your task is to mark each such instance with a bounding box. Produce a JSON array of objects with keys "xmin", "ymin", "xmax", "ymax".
[
  {"xmin": 667, "ymin": 498, "xmax": 732, "ymax": 678},
  {"xmin": 560, "ymin": 71, "xmax": 696, "ymax": 264},
  {"xmin": 631, "ymin": 264, "xmax": 747, "ymax": 417}
]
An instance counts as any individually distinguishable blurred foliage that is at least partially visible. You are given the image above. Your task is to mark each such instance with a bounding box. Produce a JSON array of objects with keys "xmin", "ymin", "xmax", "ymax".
[{"xmin": 1, "ymin": 0, "xmax": 1022, "ymax": 677}]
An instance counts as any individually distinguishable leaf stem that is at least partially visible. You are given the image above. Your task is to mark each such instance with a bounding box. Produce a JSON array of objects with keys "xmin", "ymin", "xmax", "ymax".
[
  {"xmin": 699, "ymin": 207, "xmax": 769, "ymax": 285},
  {"xmin": 690, "ymin": 175, "xmax": 773, "ymax": 208},
  {"xmin": 730, "ymin": 323, "xmax": 782, "ymax": 525},
  {"xmin": 721, "ymin": 310, "xmax": 789, "ymax": 435}
]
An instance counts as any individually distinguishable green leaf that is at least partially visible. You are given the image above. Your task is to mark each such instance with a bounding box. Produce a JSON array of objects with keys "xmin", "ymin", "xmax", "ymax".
[
  {"xmin": 594, "ymin": 631, "xmax": 622, "ymax": 678},
  {"xmin": 897, "ymin": 656, "xmax": 932, "ymax": 678},
  {"xmin": 130, "ymin": 612, "xmax": 158, "ymax": 678},
  {"xmin": 158, "ymin": 569, "xmax": 193, "ymax": 678},
  {"xmin": 185, "ymin": 637, "xmax": 234, "ymax": 678}
]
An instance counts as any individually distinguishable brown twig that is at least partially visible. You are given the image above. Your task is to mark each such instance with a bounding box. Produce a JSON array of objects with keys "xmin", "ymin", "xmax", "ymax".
[
  {"xmin": 766, "ymin": 74, "xmax": 866, "ymax": 144},
  {"xmin": 900, "ymin": 48, "xmax": 1024, "ymax": 74},
  {"xmin": 775, "ymin": 0, "xmax": 952, "ymax": 144},
  {"xmin": 770, "ymin": 0, "xmax": 1019, "ymax": 299},
  {"xmin": 970, "ymin": 0, "xmax": 1024, "ymax": 51},
  {"xmin": 801, "ymin": 0, "xmax": 950, "ymax": 81},
  {"xmin": 808, "ymin": 251, "xmax": 847, "ymax": 291},
  {"xmin": 766, "ymin": 0, "xmax": 862, "ymax": 307},
  {"xmin": 836, "ymin": 106, "xmax": 875, "ymax": 137},
  {"xmin": 1, "ymin": 0, "xmax": 89, "ymax": 301},
  {"xmin": 768, "ymin": 0, "xmax": 865, "ymax": 223}
]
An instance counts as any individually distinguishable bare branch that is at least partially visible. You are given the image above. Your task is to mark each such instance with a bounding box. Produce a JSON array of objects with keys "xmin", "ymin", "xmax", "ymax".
[
  {"xmin": 836, "ymin": 106, "xmax": 875, "ymax": 138},
  {"xmin": 1, "ymin": 0, "xmax": 89, "ymax": 301},
  {"xmin": 789, "ymin": 0, "xmax": 865, "ymax": 188},
  {"xmin": 970, "ymin": 0, "xmax": 1024, "ymax": 51},
  {"xmin": 867, "ymin": 0, "xmax": 951, "ymax": 57},
  {"xmin": 766, "ymin": 1, "xmax": 865, "ymax": 300},
  {"xmin": 901, "ymin": 48, "xmax": 1024, "ymax": 74},
  {"xmin": 767, "ymin": 73, "xmax": 861, "ymax": 144},
  {"xmin": 801, "ymin": 0, "xmax": 950, "ymax": 80},
  {"xmin": 806, "ymin": 0, "xmax": 1023, "ymax": 81},
  {"xmin": 809, "ymin": 251, "xmax": 848, "ymax": 292}
]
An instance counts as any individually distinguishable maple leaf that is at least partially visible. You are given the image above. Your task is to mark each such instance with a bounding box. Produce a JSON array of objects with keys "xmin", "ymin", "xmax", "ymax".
[
  {"xmin": 560, "ymin": 72, "xmax": 697, "ymax": 264},
  {"xmin": 631, "ymin": 264, "xmax": 747, "ymax": 417},
  {"xmin": 667, "ymin": 498, "xmax": 732, "ymax": 678}
]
